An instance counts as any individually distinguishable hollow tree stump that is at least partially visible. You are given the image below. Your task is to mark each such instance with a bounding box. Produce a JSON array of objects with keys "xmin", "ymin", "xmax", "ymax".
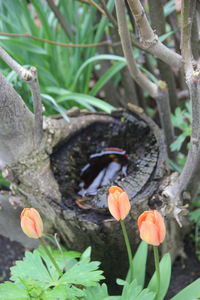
[{"xmin": 3, "ymin": 104, "xmax": 182, "ymax": 289}]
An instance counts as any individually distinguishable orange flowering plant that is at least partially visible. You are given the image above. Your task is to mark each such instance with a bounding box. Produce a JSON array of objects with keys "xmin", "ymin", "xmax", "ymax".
[
  {"xmin": 108, "ymin": 186, "xmax": 131, "ymax": 221},
  {"xmin": 107, "ymin": 186, "xmax": 199, "ymax": 300},
  {"xmin": 137, "ymin": 210, "xmax": 166, "ymax": 246},
  {"xmin": 21, "ymin": 208, "xmax": 43, "ymax": 239}
]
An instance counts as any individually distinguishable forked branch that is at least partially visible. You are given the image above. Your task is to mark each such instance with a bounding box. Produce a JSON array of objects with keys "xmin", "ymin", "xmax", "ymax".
[
  {"xmin": 115, "ymin": 0, "xmax": 174, "ymax": 157},
  {"xmin": 127, "ymin": 0, "xmax": 183, "ymax": 69}
]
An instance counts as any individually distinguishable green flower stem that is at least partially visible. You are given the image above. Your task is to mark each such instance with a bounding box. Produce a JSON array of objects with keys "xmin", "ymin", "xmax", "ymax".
[
  {"xmin": 153, "ymin": 246, "xmax": 160, "ymax": 299},
  {"xmin": 120, "ymin": 220, "xmax": 133, "ymax": 281},
  {"xmin": 39, "ymin": 237, "xmax": 63, "ymax": 277}
]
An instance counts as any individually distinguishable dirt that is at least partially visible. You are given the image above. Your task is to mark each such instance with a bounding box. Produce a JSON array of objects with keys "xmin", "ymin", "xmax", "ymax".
[
  {"xmin": 0, "ymin": 234, "xmax": 199, "ymax": 298},
  {"xmin": 0, "ymin": 235, "xmax": 25, "ymax": 283}
]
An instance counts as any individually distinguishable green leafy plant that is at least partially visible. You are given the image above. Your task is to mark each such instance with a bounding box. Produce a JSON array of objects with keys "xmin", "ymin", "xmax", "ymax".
[
  {"xmin": 171, "ymin": 101, "xmax": 192, "ymax": 153},
  {"xmin": 0, "ymin": 0, "xmax": 120, "ymax": 115},
  {"xmin": 0, "ymin": 246, "xmax": 104, "ymax": 300}
]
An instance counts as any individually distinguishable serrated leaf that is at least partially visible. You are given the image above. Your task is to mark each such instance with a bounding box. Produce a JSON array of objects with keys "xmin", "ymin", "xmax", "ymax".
[
  {"xmin": 58, "ymin": 259, "xmax": 104, "ymax": 287},
  {"xmin": 42, "ymin": 284, "xmax": 84, "ymax": 300},
  {"xmin": 147, "ymin": 253, "xmax": 171, "ymax": 300},
  {"xmin": 169, "ymin": 278, "xmax": 200, "ymax": 300},
  {"xmin": 0, "ymin": 282, "xmax": 28, "ymax": 300},
  {"xmin": 10, "ymin": 250, "xmax": 54, "ymax": 287}
]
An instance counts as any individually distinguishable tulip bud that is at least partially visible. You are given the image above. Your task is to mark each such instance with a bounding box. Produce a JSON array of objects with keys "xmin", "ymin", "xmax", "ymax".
[
  {"xmin": 20, "ymin": 208, "xmax": 43, "ymax": 239},
  {"xmin": 108, "ymin": 186, "xmax": 131, "ymax": 221},
  {"xmin": 137, "ymin": 210, "xmax": 166, "ymax": 246}
]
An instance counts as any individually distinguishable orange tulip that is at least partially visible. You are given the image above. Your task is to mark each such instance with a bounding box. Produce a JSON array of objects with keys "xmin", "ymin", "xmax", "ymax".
[
  {"xmin": 108, "ymin": 186, "xmax": 131, "ymax": 221},
  {"xmin": 20, "ymin": 208, "xmax": 43, "ymax": 239},
  {"xmin": 137, "ymin": 210, "xmax": 166, "ymax": 246}
]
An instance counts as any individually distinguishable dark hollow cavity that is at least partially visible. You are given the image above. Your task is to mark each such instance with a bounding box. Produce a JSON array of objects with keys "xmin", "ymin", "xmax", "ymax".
[{"xmin": 50, "ymin": 111, "xmax": 158, "ymax": 214}]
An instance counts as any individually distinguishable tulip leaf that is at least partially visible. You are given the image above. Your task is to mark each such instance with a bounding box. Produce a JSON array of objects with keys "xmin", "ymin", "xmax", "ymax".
[
  {"xmin": 169, "ymin": 278, "xmax": 200, "ymax": 300},
  {"xmin": 147, "ymin": 253, "xmax": 171, "ymax": 300},
  {"xmin": 83, "ymin": 283, "xmax": 110, "ymax": 300},
  {"xmin": 0, "ymin": 282, "xmax": 28, "ymax": 300},
  {"xmin": 119, "ymin": 280, "xmax": 155, "ymax": 300},
  {"xmin": 126, "ymin": 241, "xmax": 148, "ymax": 286}
]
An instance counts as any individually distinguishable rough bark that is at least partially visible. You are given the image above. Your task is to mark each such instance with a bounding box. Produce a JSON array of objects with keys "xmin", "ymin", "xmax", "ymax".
[{"xmin": 0, "ymin": 73, "xmax": 35, "ymax": 168}]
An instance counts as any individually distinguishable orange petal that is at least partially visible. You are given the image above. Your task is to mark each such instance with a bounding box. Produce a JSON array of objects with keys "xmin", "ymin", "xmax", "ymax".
[
  {"xmin": 118, "ymin": 192, "xmax": 131, "ymax": 220},
  {"xmin": 139, "ymin": 220, "xmax": 160, "ymax": 246},
  {"xmin": 21, "ymin": 216, "xmax": 39, "ymax": 239},
  {"xmin": 108, "ymin": 193, "xmax": 121, "ymax": 220},
  {"xmin": 153, "ymin": 210, "xmax": 166, "ymax": 244},
  {"xmin": 109, "ymin": 186, "xmax": 124, "ymax": 194}
]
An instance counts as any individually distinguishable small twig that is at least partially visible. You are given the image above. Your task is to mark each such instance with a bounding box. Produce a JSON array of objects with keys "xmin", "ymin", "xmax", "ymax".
[
  {"xmin": 127, "ymin": 0, "xmax": 183, "ymax": 69},
  {"xmin": 88, "ymin": 0, "xmax": 105, "ymax": 15},
  {"xmin": 46, "ymin": 0, "xmax": 71, "ymax": 39},
  {"xmin": 0, "ymin": 46, "xmax": 43, "ymax": 146},
  {"xmin": 99, "ymin": 0, "xmax": 118, "ymax": 28},
  {"xmin": 0, "ymin": 32, "xmax": 114, "ymax": 48},
  {"xmin": 78, "ymin": 0, "xmax": 105, "ymax": 15}
]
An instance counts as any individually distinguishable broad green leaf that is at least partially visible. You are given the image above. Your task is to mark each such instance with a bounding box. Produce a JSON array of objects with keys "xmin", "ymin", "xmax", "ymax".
[
  {"xmin": 41, "ymin": 94, "xmax": 69, "ymax": 121},
  {"xmin": 0, "ymin": 282, "xmax": 28, "ymax": 300},
  {"xmin": 73, "ymin": 54, "xmax": 126, "ymax": 88},
  {"xmin": 0, "ymin": 37, "xmax": 48, "ymax": 55},
  {"xmin": 90, "ymin": 61, "xmax": 126, "ymax": 96},
  {"xmin": 159, "ymin": 30, "xmax": 177, "ymax": 43},
  {"xmin": 10, "ymin": 250, "xmax": 54, "ymax": 286},
  {"xmin": 83, "ymin": 283, "xmax": 109, "ymax": 300},
  {"xmin": 170, "ymin": 278, "xmax": 200, "ymax": 300},
  {"xmin": 164, "ymin": 0, "xmax": 176, "ymax": 16},
  {"xmin": 135, "ymin": 288, "xmax": 155, "ymax": 300},
  {"xmin": 42, "ymin": 284, "xmax": 84, "ymax": 300},
  {"xmin": 58, "ymin": 259, "xmax": 104, "ymax": 287},
  {"xmin": 57, "ymin": 93, "xmax": 115, "ymax": 113},
  {"xmin": 37, "ymin": 246, "xmax": 79, "ymax": 275},
  {"xmin": 132, "ymin": 241, "xmax": 148, "ymax": 287},
  {"xmin": 121, "ymin": 280, "xmax": 142, "ymax": 300},
  {"xmin": 147, "ymin": 253, "xmax": 171, "ymax": 300}
]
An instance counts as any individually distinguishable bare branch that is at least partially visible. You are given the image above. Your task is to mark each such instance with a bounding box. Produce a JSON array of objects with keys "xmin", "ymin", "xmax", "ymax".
[
  {"xmin": 99, "ymin": 0, "xmax": 118, "ymax": 27},
  {"xmin": 0, "ymin": 47, "xmax": 43, "ymax": 146},
  {"xmin": 78, "ymin": 0, "xmax": 106, "ymax": 15},
  {"xmin": 127, "ymin": 0, "xmax": 183, "ymax": 69},
  {"xmin": 115, "ymin": 0, "xmax": 174, "ymax": 156},
  {"xmin": 163, "ymin": 1, "xmax": 200, "ymax": 211},
  {"xmin": 148, "ymin": 0, "xmax": 179, "ymax": 112},
  {"xmin": 0, "ymin": 46, "xmax": 32, "ymax": 80},
  {"xmin": 0, "ymin": 32, "xmax": 114, "ymax": 48},
  {"xmin": 28, "ymin": 67, "xmax": 43, "ymax": 145},
  {"xmin": 156, "ymin": 82, "xmax": 175, "ymax": 158},
  {"xmin": 46, "ymin": 0, "xmax": 71, "ymax": 38},
  {"xmin": 115, "ymin": 0, "xmax": 158, "ymax": 98}
]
